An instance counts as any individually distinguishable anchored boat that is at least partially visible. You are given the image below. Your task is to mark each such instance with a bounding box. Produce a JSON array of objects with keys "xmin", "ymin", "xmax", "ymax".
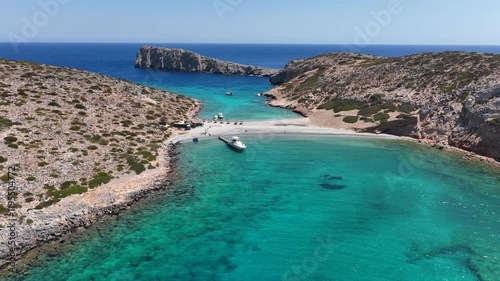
[{"xmin": 219, "ymin": 136, "xmax": 247, "ymax": 151}]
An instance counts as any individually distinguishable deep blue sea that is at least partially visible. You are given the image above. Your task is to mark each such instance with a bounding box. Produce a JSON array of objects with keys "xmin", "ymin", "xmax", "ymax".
[{"xmin": 2, "ymin": 43, "xmax": 500, "ymax": 280}]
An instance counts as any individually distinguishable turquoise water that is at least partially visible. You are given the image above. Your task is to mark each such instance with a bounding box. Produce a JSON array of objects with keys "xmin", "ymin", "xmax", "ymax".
[
  {"xmin": 142, "ymin": 72, "xmax": 299, "ymax": 121},
  {"xmin": 14, "ymin": 136, "xmax": 500, "ymax": 281}
]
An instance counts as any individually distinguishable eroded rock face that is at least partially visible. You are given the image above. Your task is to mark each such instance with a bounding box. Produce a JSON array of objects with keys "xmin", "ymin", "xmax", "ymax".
[
  {"xmin": 268, "ymin": 52, "xmax": 500, "ymax": 161},
  {"xmin": 135, "ymin": 46, "xmax": 278, "ymax": 77}
]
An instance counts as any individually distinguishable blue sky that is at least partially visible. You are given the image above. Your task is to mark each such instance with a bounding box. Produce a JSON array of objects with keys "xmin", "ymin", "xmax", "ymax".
[{"xmin": 1, "ymin": 0, "xmax": 499, "ymax": 45}]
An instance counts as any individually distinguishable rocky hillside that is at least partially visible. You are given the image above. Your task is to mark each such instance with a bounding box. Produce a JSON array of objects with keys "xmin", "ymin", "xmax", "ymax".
[
  {"xmin": 0, "ymin": 59, "xmax": 200, "ymax": 269},
  {"xmin": 268, "ymin": 52, "xmax": 500, "ymax": 161},
  {"xmin": 135, "ymin": 46, "xmax": 277, "ymax": 77}
]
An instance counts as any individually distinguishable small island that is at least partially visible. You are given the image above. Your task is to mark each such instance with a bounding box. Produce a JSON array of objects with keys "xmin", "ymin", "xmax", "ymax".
[{"xmin": 135, "ymin": 46, "xmax": 278, "ymax": 77}]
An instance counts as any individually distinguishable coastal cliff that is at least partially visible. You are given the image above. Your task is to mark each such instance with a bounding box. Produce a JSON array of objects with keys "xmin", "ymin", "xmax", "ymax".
[
  {"xmin": 0, "ymin": 59, "xmax": 200, "ymax": 269},
  {"xmin": 135, "ymin": 46, "xmax": 277, "ymax": 77},
  {"xmin": 267, "ymin": 52, "xmax": 500, "ymax": 162}
]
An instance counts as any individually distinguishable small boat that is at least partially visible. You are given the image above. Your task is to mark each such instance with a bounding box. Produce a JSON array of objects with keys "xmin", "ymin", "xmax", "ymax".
[
  {"xmin": 218, "ymin": 113, "xmax": 224, "ymax": 119},
  {"xmin": 227, "ymin": 136, "xmax": 246, "ymax": 151},
  {"xmin": 192, "ymin": 137, "xmax": 199, "ymax": 143},
  {"xmin": 213, "ymin": 115, "xmax": 218, "ymax": 121},
  {"xmin": 257, "ymin": 93, "xmax": 262, "ymax": 97},
  {"xmin": 225, "ymin": 91, "xmax": 234, "ymax": 96}
]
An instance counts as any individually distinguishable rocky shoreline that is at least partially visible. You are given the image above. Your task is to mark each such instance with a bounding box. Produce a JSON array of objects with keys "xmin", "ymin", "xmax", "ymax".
[
  {"xmin": 265, "ymin": 51, "xmax": 500, "ymax": 162},
  {"xmin": 0, "ymin": 141, "xmax": 186, "ymax": 276}
]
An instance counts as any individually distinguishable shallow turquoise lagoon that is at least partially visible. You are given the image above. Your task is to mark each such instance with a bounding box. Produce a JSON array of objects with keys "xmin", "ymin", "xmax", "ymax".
[
  {"xmin": 142, "ymin": 72, "xmax": 299, "ymax": 121},
  {"xmin": 14, "ymin": 136, "xmax": 500, "ymax": 281}
]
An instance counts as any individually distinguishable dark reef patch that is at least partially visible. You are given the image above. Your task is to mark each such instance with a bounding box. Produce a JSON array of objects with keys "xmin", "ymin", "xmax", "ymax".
[{"xmin": 320, "ymin": 183, "xmax": 346, "ymax": 190}]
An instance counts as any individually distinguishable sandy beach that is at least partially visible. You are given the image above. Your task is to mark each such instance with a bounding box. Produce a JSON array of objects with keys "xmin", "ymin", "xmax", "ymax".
[{"xmin": 169, "ymin": 117, "xmax": 404, "ymax": 144}]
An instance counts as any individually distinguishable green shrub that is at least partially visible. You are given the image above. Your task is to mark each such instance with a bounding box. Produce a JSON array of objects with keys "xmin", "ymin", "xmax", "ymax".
[
  {"xmin": 38, "ymin": 161, "xmax": 49, "ymax": 167},
  {"xmin": 88, "ymin": 172, "xmax": 113, "ymax": 188},
  {"xmin": 75, "ymin": 104, "xmax": 86, "ymax": 110},
  {"xmin": 343, "ymin": 116, "xmax": 359, "ymax": 124},
  {"xmin": 399, "ymin": 102, "xmax": 415, "ymax": 114},
  {"xmin": 396, "ymin": 113, "xmax": 414, "ymax": 119},
  {"xmin": 87, "ymin": 145, "xmax": 98, "ymax": 150},
  {"xmin": 121, "ymin": 120, "xmax": 133, "ymax": 127},
  {"xmin": 89, "ymin": 135, "xmax": 109, "ymax": 145},
  {"xmin": 61, "ymin": 181, "xmax": 78, "ymax": 189},
  {"xmin": 26, "ymin": 176, "xmax": 36, "ymax": 182},
  {"xmin": 8, "ymin": 143, "xmax": 18, "ymax": 149},
  {"xmin": 0, "ymin": 156, "xmax": 6, "ymax": 163},
  {"xmin": 125, "ymin": 156, "xmax": 146, "ymax": 175},
  {"xmin": 35, "ymin": 198, "xmax": 60, "ymax": 209},
  {"xmin": 380, "ymin": 102, "xmax": 397, "ymax": 112},
  {"xmin": 0, "ymin": 174, "xmax": 8, "ymax": 183},
  {"xmin": 4, "ymin": 136, "xmax": 17, "ymax": 143},
  {"xmin": 374, "ymin": 112, "xmax": 390, "ymax": 122},
  {"xmin": 139, "ymin": 150, "xmax": 156, "ymax": 162},
  {"xmin": 358, "ymin": 106, "xmax": 381, "ymax": 116},
  {"xmin": 0, "ymin": 117, "xmax": 13, "ymax": 128},
  {"xmin": 47, "ymin": 184, "xmax": 87, "ymax": 199},
  {"xmin": 369, "ymin": 94, "xmax": 384, "ymax": 104},
  {"xmin": 0, "ymin": 204, "xmax": 8, "ymax": 215},
  {"xmin": 27, "ymin": 219, "xmax": 34, "ymax": 225},
  {"xmin": 48, "ymin": 101, "xmax": 60, "ymax": 107}
]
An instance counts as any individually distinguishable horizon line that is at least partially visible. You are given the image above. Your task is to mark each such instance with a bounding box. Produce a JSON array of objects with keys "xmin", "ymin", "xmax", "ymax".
[{"xmin": 1, "ymin": 42, "xmax": 500, "ymax": 47}]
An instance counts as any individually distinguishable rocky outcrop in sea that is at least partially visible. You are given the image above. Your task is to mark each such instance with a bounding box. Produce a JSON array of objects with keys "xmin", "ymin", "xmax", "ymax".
[{"xmin": 135, "ymin": 46, "xmax": 278, "ymax": 77}]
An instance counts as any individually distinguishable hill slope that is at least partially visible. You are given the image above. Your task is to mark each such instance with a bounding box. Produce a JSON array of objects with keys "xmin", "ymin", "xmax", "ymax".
[
  {"xmin": 267, "ymin": 52, "xmax": 500, "ymax": 161},
  {"xmin": 0, "ymin": 59, "xmax": 200, "ymax": 268}
]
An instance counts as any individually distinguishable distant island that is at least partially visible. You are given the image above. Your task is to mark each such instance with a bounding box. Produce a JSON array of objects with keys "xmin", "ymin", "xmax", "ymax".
[
  {"xmin": 135, "ymin": 46, "xmax": 277, "ymax": 77},
  {"xmin": 266, "ymin": 51, "xmax": 500, "ymax": 162}
]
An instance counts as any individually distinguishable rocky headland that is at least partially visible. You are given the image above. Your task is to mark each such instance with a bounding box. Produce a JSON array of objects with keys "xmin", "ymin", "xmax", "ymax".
[
  {"xmin": 266, "ymin": 51, "xmax": 500, "ymax": 162},
  {"xmin": 135, "ymin": 46, "xmax": 277, "ymax": 77},
  {"xmin": 0, "ymin": 59, "xmax": 200, "ymax": 270}
]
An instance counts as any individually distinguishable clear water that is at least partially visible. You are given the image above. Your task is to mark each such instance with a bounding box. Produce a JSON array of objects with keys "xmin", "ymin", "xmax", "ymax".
[
  {"xmin": 2, "ymin": 44, "xmax": 500, "ymax": 280},
  {"xmin": 12, "ymin": 136, "xmax": 500, "ymax": 281}
]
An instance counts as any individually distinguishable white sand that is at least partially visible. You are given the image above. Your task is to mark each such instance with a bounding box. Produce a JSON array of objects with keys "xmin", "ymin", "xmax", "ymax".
[{"xmin": 169, "ymin": 117, "xmax": 405, "ymax": 143}]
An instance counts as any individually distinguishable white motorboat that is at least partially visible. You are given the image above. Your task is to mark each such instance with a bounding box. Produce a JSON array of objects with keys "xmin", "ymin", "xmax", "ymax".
[
  {"xmin": 218, "ymin": 112, "xmax": 224, "ymax": 119},
  {"xmin": 227, "ymin": 136, "xmax": 246, "ymax": 151},
  {"xmin": 225, "ymin": 91, "xmax": 234, "ymax": 96}
]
